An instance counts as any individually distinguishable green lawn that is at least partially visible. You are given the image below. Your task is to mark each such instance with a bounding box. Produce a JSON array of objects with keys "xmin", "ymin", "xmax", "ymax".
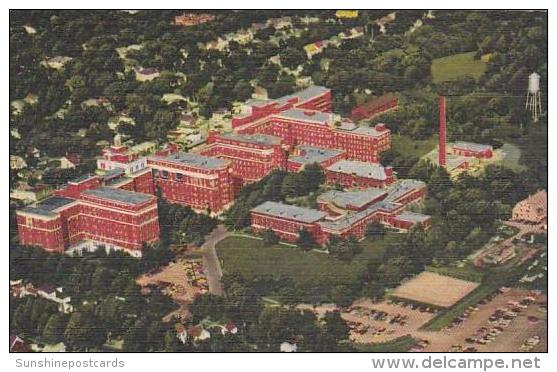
[
  {"xmin": 350, "ymin": 335, "xmax": 417, "ymax": 352},
  {"xmin": 391, "ymin": 134, "xmax": 439, "ymax": 158},
  {"xmin": 216, "ymin": 234, "xmax": 402, "ymax": 300},
  {"xmin": 497, "ymin": 143, "xmax": 527, "ymax": 172},
  {"xmin": 425, "ymin": 263, "xmax": 485, "ymax": 283},
  {"xmin": 431, "ymin": 51, "xmax": 487, "ymax": 84}
]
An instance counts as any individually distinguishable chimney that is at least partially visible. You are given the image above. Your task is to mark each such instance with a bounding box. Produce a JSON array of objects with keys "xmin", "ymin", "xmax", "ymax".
[
  {"xmin": 438, "ymin": 96, "xmax": 446, "ymax": 167},
  {"xmin": 385, "ymin": 166, "xmax": 393, "ymax": 177}
]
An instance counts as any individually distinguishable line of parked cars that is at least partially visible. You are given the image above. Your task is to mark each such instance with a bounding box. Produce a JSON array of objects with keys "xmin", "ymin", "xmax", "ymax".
[
  {"xmin": 443, "ymin": 288, "xmax": 507, "ymax": 331},
  {"xmin": 347, "ymin": 307, "xmax": 410, "ymax": 326},
  {"xmin": 520, "ymin": 336, "xmax": 541, "ymax": 352},
  {"xmin": 464, "ymin": 293, "xmax": 540, "ymax": 346},
  {"xmin": 388, "ymin": 299, "xmax": 439, "ymax": 314}
]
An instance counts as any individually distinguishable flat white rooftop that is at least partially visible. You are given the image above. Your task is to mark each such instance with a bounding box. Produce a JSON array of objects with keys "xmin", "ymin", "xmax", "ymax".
[{"xmin": 391, "ymin": 271, "xmax": 479, "ymax": 308}]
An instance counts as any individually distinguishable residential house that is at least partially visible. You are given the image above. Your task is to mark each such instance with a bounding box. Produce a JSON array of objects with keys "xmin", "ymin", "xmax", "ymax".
[
  {"xmin": 10, "ymin": 155, "xmax": 27, "ymax": 170},
  {"xmin": 221, "ymin": 321, "xmax": 238, "ymax": 335},
  {"xmin": 43, "ymin": 56, "xmax": 73, "ymax": 69},
  {"xmin": 280, "ymin": 342, "xmax": 298, "ymax": 352},
  {"xmin": 31, "ymin": 342, "xmax": 66, "ymax": 352},
  {"xmin": 187, "ymin": 326, "xmax": 211, "ymax": 341},
  {"xmin": 175, "ymin": 323, "xmax": 188, "ymax": 344},
  {"xmin": 10, "ymin": 183, "xmax": 50, "ymax": 203},
  {"xmin": 10, "ymin": 334, "xmax": 30, "ymax": 352},
  {"xmin": 135, "ymin": 67, "xmax": 160, "ymax": 82}
]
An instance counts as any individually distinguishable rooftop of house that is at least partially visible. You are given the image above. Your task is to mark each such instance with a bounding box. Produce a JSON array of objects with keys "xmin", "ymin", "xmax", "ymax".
[
  {"xmin": 138, "ymin": 67, "xmax": 159, "ymax": 75},
  {"xmin": 337, "ymin": 122, "xmax": 388, "ymax": 137},
  {"xmin": 69, "ymin": 174, "xmax": 97, "ymax": 184},
  {"xmin": 274, "ymin": 108, "xmax": 333, "ymax": 125},
  {"xmin": 285, "ymin": 85, "xmax": 329, "ymax": 102},
  {"xmin": 452, "ymin": 141, "xmax": 493, "ymax": 152},
  {"xmin": 318, "ymin": 200, "xmax": 401, "ymax": 232},
  {"xmin": 101, "ymin": 168, "xmax": 126, "ymax": 181},
  {"xmin": 251, "ymin": 201, "xmax": 326, "ymax": 223},
  {"xmin": 441, "ymin": 154, "xmax": 470, "ymax": 171},
  {"xmin": 385, "ymin": 179, "xmax": 426, "ymax": 202},
  {"xmin": 219, "ymin": 133, "xmax": 282, "ymax": 147},
  {"xmin": 82, "ymin": 187, "xmax": 154, "ymax": 206},
  {"xmin": 288, "ymin": 145, "xmax": 344, "ymax": 165},
  {"xmin": 104, "ymin": 175, "xmax": 132, "ymax": 188},
  {"xmin": 394, "ymin": 211, "xmax": 431, "ymax": 224},
  {"xmin": 153, "ymin": 152, "xmax": 229, "ymax": 170},
  {"xmin": 20, "ymin": 196, "xmax": 76, "ymax": 217},
  {"xmin": 353, "ymin": 93, "xmax": 398, "ymax": 110},
  {"xmin": 37, "ymin": 284, "xmax": 57, "ymax": 294},
  {"xmin": 318, "ymin": 189, "xmax": 388, "ymax": 209},
  {"xmin": 244, "ymin": 98, "xmax": 269, "ymax": 107},
  {"xmin": 327, "ymin": 160, "xmax": 388, "ymax": 180}
]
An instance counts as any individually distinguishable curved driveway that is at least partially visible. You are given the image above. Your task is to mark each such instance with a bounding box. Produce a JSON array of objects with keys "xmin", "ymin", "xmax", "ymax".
[{"xmin": 200, "ymin": 225, "xmax": 229, "ymax": 295}]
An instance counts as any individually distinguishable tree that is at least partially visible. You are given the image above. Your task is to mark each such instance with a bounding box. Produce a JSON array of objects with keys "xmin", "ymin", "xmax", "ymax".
[
  {"xmin": 366, "ymin": 221, "xmax": 386, "ymax": 239},
  {"xmin": 329, "ymin": 285, "xmax": 354, "ymax": 308},
  {"xmin": 261, "ymin": 229, "xmax": 279, "ymax": 246},
  {"xmin": 267, "ymin": 73, "xmax": 296, "ymax": 98},
  {"xmin": 91, "ymin": 266, "xmax": 111, "ymax": 295},
  {"xmin": 123, "ymin": 318, "xmax": 149, "ymax": 352},
  {"xmin": 65, "ymin": 311, "xmax": 106, "ymax": 351},
  {"xmin": 322, "ymin": 311, "xmax": 350, "ymax": 341},
  {"xmin": 281, "ymin": 172, "xmax": 303, "ymax": 197},
  {"xmin": 300, "ymin": 163, "xmax": 325, "ymax": 194},
  {"xmin": 326, "ymin": 235, "xmax": 361, "ymax": 261},
  {"xmin": 428, "ymin": 166, "xmax": 453, "ymax": 196},
  {"xmin": 164, "ymin": 329, "xmax": 182, "ymax": 352},
  {"xmin": 281, "ymin": 48, "xmax": 306, "ymax": 70},
  {"xmin": 296, "ymin": 229, "xmax": 316, "ymax": 251},
  {"xmin": 232, "ymin": 79, "xmax": 253, "ymax": 101},
  {"xmin": 42, "ymin": 313, "xmax": 67, "ymax": 344}
]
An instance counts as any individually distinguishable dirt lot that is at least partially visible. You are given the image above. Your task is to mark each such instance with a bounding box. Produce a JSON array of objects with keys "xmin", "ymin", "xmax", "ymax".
[
  {"xmin": 391, "ymin": 272, "xmax": 479, "ymax": 308},
  {"xmin": 136, "ymin": 259, "xmax": 209, "ymax": 321},
  {"xmin": 345, "ymin": 288, "xmax": 546, "ymax": 352}
]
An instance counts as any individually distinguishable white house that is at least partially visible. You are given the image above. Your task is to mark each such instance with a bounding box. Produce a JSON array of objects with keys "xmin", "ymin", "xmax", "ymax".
[
  {"xmin": 221, "ymin": 321, "xmax": 238, "ymax": 335},
  {"xmin": 10, "ymin": 155, "xmax": 27, "ymax": 170},
  {"xmin": 280, "ymin": 342, "xmax": 297, "ymax": 352}
]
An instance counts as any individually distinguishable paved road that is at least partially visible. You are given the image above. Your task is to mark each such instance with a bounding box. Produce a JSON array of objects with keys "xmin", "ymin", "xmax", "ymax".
[
  {"xmin": 474, "ymin": 221, "xmax": 546, "ymax": 267},
  {"xmin": 502, "ymin": 220, "xmax": 546, "ymax": 238},
  {"xmin": 200, "ymin": 225, "xmax": 230, "ymax": 295}
]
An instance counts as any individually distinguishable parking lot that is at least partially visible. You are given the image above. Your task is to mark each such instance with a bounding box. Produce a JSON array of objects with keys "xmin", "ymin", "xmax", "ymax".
[
  {"xmin": 342, "ymin": 298, "xmax": 437, "ymax": 344},
  {"xmin": 423, "ymin": 288, "xmax": 547, "ymax": 352},
  {"xmin": 345, "ymin": 288, "xmax": 547, "ymax": 352}
]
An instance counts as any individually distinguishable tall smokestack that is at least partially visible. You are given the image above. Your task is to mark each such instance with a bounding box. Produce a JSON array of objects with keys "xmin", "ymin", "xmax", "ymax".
[{"xmin": 438, "ymin": 96, "xmax": 446, "ymax": 167}]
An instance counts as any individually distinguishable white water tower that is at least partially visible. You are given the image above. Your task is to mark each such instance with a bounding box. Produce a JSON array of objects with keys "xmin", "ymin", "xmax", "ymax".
[{"xmin": 526, "ymin": 72, "xmax": 542, "ymax": 122}]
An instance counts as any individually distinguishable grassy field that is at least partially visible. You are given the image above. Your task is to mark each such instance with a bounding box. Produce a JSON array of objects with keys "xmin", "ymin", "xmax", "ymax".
[
  {"xmin": 391, "ymin": 134, "xmax": 439, "ymax": 158},
  {"xmin": 431, "ymin": 52, "xmax": 487, "ymax": 84},
  {"xmin": 425, "ymin": 263, "xmax": 485, "ymax": 283},
  {"xmin": 497, "ymin": 143, "xmax": 527, "ymax": 172},
  {"xmin": 350, "ymin": 336, "xmax": 417, "ymax": 352},
  {"xmin": 216, "ymin": 234, "xmax": 402, "ymax": 299}
]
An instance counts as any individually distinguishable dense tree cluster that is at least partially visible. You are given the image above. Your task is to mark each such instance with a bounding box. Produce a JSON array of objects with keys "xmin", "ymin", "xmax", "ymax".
[
  {"xmin": 176, "ymin": 274, "xmax": 352, "ymax": 352},
  {"xmin": 224, "ymin": 164, "xmax": 325, "ymax": 230},
  {"xmin": 10, "ymin": 246, "xmax": 175, "ymax": 351},
  {"xmin": 157, "ymin": 194, "xmax": 218, "ymax": 246}
]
